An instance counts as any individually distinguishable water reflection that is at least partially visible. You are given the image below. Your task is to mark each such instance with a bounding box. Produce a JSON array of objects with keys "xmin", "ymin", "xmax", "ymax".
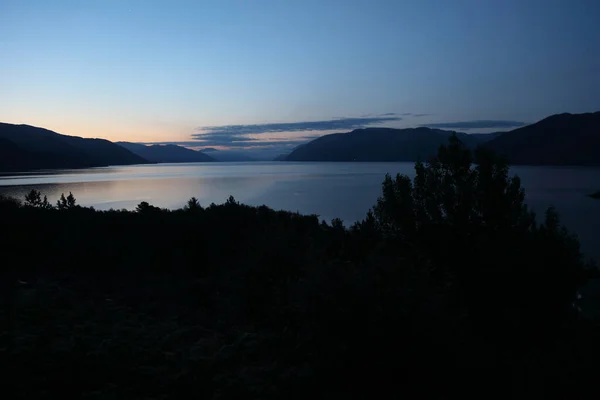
[
  {"xmin": 0, "ymin": 176, "xmax": 282, "ymax": 211},
  {"xmin": 1, "ymin": 162, "xmax": 599, "ymax": 260}
]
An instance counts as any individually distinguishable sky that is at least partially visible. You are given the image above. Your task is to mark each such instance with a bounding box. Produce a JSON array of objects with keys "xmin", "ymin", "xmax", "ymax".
[{"xmin": 1, "ymin": 0, "xmax": 599, "ymax": 156}]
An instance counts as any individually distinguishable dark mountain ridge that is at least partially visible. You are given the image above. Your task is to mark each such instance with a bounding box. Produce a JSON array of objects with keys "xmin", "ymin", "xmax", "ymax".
[
  {"xmin": 0, "ymin": 138, "xmax": 70, "ymax": 172},
  {"xmin": 483, "ymin": 111, "xmax": 600, "ymax": 165},
  {"xmin": 117, "ymin": 142, "xmax": 216, "ymax": 163},
  {"xmin": 284, "ymin": 127, "xmax": 487, "ymax": 161},
  {"xmin": 284, "ymin": 111, "xmax": 600, "ymax": 165},
  {"xmin": 200, "ymin": 148, "xmax": 256, "ymax": 161},
  {"xmin": 0, "ymin": 123, "xmax": 148, "ymax": 172}
]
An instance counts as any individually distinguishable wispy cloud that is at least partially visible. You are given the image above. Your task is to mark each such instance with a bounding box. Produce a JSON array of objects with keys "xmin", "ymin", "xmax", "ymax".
[
  {"xmin": 193, "ymin": 116, "xmax": 401, "ymax": 138},
  {"xmin": 420, "ymin": 120, "xmax": 526, "ymax": 130},
  {"xmin": 143, "ymin": 140, "xmax": 312, "ymax": 150},
  {"xmin": 157, "ymin": 115, "xmax": 404, "ymax": 150},
  {"xmin": 144, "ymin": 114, "xmax": 464, "ymax": 154},
  {"xmin": 398, "ymin": 112, "xmax": 429, "ymax": 117},
  {"xmin": 143, "ymin": 134, "xmax": 326, "ymax": 149}
]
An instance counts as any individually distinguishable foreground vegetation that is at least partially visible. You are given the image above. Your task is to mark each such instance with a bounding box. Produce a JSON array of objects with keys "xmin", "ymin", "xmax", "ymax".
[{"xmin": 1, "ymin": 137, "xmax": 599, "ymax": 399}]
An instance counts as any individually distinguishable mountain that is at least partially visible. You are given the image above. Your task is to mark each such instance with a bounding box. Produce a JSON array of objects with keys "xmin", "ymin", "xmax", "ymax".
[
  {"xmin": 273, "ymin": 153, "xmax": 290, "ymax": 161},
  {"xmin": 200, "ymin": 148, "xmax": 255, "ymax": 162},
  {"xmin": 0, "ymin": 123, "xmax": 148, "ymax": 172},
  {"xmin": 483, "ymin": 112, "xmax": 600, "ymax": 165},
  {"xmin": 284, "ymin": 127, "xmax": 483, "ymax": 162},
  {"xmin": 283, "ymin": 112, "xmax": 600, "ymax": 165},
  {"xmin": 469, "ymin": 132, "xmax": 504, "ymax": 142},
  {"xmin": 0, "ymin": 138, "xmax": 69, "ymax": 172},
  {"xmin": 117, "ymin": 142, "xmax": 216, "ymax": 163}
]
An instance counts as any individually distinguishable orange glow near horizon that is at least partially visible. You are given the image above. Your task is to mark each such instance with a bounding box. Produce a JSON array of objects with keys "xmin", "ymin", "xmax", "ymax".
[
  {"xmin": 0, "ymin": 116, "xmax": 197, "ymax": 143},
  {"xmin": 0, "ymin": 115, "xmax": 333, "ymax": 150}
]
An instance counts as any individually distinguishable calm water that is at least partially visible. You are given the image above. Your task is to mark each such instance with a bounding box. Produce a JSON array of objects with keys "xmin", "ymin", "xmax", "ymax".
[{"xmin": 1, "ymin": 162, "xmax": 599, "ymax": 260}]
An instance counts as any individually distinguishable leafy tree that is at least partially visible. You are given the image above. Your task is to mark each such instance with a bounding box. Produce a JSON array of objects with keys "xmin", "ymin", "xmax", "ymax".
[
  {"xmin": 66, "ymin": 192, "xmax": 76, "ymax": 208},
  {"xmin": 225, "ymin": 195, "xmax": 238, "ymax": 206},
  {"xmin": 56, "ymin": 193, "xmax": 68, "ymax": 210},
  {"xmin": 24, "ymin": 189, "xmax": 42, "ymax": 207},
  {"xmin": 23, "ymin": 190, "xmax": 53, "ymax": 209},
  {"xmin": 41, "ymin": 195, "xmax": 53, "ymax": 209},
  {"xmin": 135, "ymin": 201, "xmax": 161, "ymax": 214},
  {"xmin": 330, "ymin": 218, "xmax": 345, "ymax": 231},
  {"xmin": 369, "ymin": 135, "xmax": 587, "ymax": 331},
  {"xmin": 135, "ymin": 201, "xmax": 150, "ymax": 213},
  {"xmin": 184, "ymin": 197, "xmax": 202, "ymax": 212},
  {"xmin": 56, "ymin": 192, "xmax": 77, "ymax": 210}
]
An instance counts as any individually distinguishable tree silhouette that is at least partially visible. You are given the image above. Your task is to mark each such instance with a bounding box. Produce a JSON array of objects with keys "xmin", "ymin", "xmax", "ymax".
[
  {"xmin": 184, "ymin": 197, "xmax": 202, "ymax": 212},
  {"xmin": 370, "ymin": 135, "xmax": 586, "ymax": 331},
  {"xmin": 56, "ymin": 193, "xmax": 67, "ymax": 210},
  {"xmin": 41, "ymin": 195, "xmax": 53, "ymax": 209},
  {"xmin": 56, "ymin": 192, "xmax": 76, "ymax": 210},
  {"xmin": 66, "ymin": 192, "xmax": 76, "ymax": 208},
  {"xmin": 24, "ymin": 189, "xmax": 42, "ymax": 207},
  {"xmin": 23, "ymin": 190, "xmax": 53, "ymax": 209},
  {"xmin": 135, "ymin": 201, "xmax": 161, "ymax": 214},
  {"xmin": 330, "ymin": 218, "xmax": 345, "ymax": 231},
  {"xmin": 225, "ymin": 195, "xmax": 238, "ymax": 206}
]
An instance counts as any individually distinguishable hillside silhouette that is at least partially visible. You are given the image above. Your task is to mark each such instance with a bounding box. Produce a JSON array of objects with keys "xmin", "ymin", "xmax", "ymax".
[
  {"xmin": 117, "ymin": 142, "xmax": 217, "ymax": 163},
  {"xmin": 4, "ymin": 111, "xmax": 599, "ymax": 171},
  {"xmin": 284, "ymin": 127, "xmax": 492, "ymax": 161},
  {"xmin": 484, "ymin": 111, "xmax": 600, "ymax": 165},
  {"xmin": 2, "ymin": 137, "xmax": 598, "ymax": 398},
  {"xmin": 200, "ymin": 148, "xmax": 256, "ymax": 161},
  {"xmin": 0, "ymin": 138, "xmax": 71, "ymax": 172},
  {"xmin": 284, "ymin": 112, "xmax": 600, "ymax": 164},
  {"xmin": 0, "ymin": 123, "xmax": 147, "ymax": 172}
]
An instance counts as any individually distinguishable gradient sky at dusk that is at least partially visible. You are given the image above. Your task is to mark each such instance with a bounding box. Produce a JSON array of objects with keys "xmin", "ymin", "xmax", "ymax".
[{"xmin": 1, "ymin": 0, "xmax": 599, "ymax": 152}]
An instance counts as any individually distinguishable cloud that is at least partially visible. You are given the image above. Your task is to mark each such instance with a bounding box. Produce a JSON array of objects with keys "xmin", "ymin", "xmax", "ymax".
[
  {"xmin": 143, "ymin": 139, "xmax": 319, "ymax": 150},
  {"xmin": 140, "ymin": 115, "xmax": 524, "ymax": 157},
  {"xmin": 193, "ymin": 116, "xmax": 401, "ymax": 138},
  {"xmin": 420, "ymin": 120, "xmax": 526, "ymax": 130},
  {"xmin": 157, "ymin": 115, "xmax": 404, "ymax": 151},
  {"xmin": 398, "ymin": 112, "xmax": 429, "ymax": 117}
]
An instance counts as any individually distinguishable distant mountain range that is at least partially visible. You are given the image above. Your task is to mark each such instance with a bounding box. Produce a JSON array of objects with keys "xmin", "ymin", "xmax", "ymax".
[
  {"xmin": 2, "ymin": 111, "xmax": 599, "ymax": 172},
  {"xmin": 0, "ymin": 123, "xmax": 147, "ymax": 172},
  {"xmin": 200, "ymin": 148, "xmax": 255, "ymax": 162},
  {"xmin": 283, "ymin": 112, "xmax": 600, "ymax": 165},
  {"xmin": 273, "ymin": 153, "xmax": 290, "ymax": 161},
  {"xmin": 117, "ymin": 142, "xmax": 216, "ymax": 163}
]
